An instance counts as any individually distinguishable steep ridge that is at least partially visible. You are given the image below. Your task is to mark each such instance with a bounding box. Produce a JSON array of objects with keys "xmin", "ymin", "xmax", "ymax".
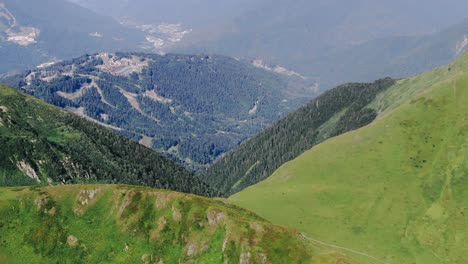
[
  {"xmin": 1, "ymin": 52, "xmax": 318, "ymax": 170},
  {"xmin": 0, "ymin": 185, "xmax": 356, "ymax": 263},
  {"xmin": 0, "ymin": 84, "xmax": 216, "ymax": 197},
  {"xmin": 202, "ymin": 78, "xmax": 395, "ymax": 196},
  {"xmin": 230, "ymin": 53, "xmax": 468, "ymax": 263}
]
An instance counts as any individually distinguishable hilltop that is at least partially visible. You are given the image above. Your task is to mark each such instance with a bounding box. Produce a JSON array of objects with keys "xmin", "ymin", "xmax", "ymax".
[{"xmin": 0, "ymin": 185, "xmax": 355, "ymax": 263}]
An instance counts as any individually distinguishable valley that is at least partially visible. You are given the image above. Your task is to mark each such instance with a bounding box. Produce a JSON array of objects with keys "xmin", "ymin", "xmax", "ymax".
[
  {"xmin": 203, "ymin": 78, "xmax": 395, "ymax": 196},
  {"xmin": 0, "ymin": 1, "xmax": 468, "ymax": 263}
]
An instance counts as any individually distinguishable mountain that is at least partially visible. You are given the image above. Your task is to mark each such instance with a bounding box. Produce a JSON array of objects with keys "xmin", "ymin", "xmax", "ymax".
[
  {"xmin": 0, "ymin": 52, "xmax": 318, "ymax": 170},
  {"xmin": 0, "ymin": 0, "xmax": 146, "ymax": 73},
  {"xmin": 0, "ymin": 184, "xmax": 356, "ymax": 263},
  {"xmin": 68, "ymin": 0, "xmax": 260, "ymax": 28},
  {"xmin": 230, "ymin": 53, "xmax": 468, "ymax": 263},
  {"xmin": 68, "ymin": 0, "xmax": 468, "ymax": 90},
  {"xmin": 298, "ymin": 18, "xmax": 468, "ymax": 88},
  {"xmin": 0, "ymin": 84, "xmax": 217, "ymax": 197},
  {"xmin": 202, "ymin": 78, "xmax": 395, "ymax": 196},
  {"xmin": 174, "ymin": 0, "xmax": 468, "ymax": 88}
]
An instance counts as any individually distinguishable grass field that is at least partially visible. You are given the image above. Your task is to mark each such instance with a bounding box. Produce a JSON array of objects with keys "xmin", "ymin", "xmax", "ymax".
[
  {"xmin": 0, "ymin": 185, "xmax": 356, "ymax": 264},
  {"xmin": 230, "ymin": 53, "xmax": 468, "ymax": 264}
]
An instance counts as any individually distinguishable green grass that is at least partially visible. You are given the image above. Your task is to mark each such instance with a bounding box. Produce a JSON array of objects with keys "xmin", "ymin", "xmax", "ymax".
[
  {"xmin": 230, "ymin": 52, "xmax": 468, "ymax": 264},
  {"xmin": 0, "ymin": 185, "xmax": 354, "ymax": 264}
]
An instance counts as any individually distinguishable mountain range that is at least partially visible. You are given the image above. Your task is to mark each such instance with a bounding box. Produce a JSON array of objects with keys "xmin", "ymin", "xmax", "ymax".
[
  {"xmin": 1, "ymin": 52, "xmax": 317, "ymax": 169},
  {"xmin": 3, "ymin": 53, "xmax": 468, "ymax": 263},
  {"xmin": 0, "ymin": 0, "xmax": 147, "ymax": 73},
  {"xmin": 1, "ymin": 1, "xmax": 468, "ymax": 263}
]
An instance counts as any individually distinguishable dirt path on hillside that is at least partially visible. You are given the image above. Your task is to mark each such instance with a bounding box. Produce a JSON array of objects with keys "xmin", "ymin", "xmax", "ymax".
[{"xmin": 300, "ymin": 233, "xmax": 387, "ymax": 264}]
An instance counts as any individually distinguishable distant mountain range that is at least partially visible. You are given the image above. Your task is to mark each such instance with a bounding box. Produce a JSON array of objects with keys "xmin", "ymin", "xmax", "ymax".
[
  {"xmin": 2, "ymin": 0, "xmax": 468, "ymax": 92},
  {"xmin": 296, "ymin": 18, "xmax": 468, "ymax": 88},
  {"xmin": 1, "ymin": 52, "xmax": 318, "ymax": 170},
  {"xmin": 177, "ymin": 1, "xmax": 468, "ymax": 88},
  {"xmin": 67, "ymin": 0, "xmax": 468, "ymax": 90},
  {"xmin": 0, "ymin": 0, "xmax": 147, "ymax": 73}
]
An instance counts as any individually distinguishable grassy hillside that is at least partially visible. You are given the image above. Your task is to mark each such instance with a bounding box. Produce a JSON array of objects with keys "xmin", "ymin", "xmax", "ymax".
[
  {"xmin": 0, "ymin": 84, "xmax": 217, "ymax": 197},
  {"xmin": 1, "ymin": 52, "xmax": 317, "ymax": 170},
  {"xmin": 202, "ymin": 78, "xmax": 395, "ymax": 196},
  {"xmin": 230, "ymin": 53, "xmax": 468, "ymax": 263},
  {"xmin": 0, "ymin": 185, "xmax": 355, "ymax": 263}
]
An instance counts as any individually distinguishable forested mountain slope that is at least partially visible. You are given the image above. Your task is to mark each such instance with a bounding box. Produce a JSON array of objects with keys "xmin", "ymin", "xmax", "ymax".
[
  {"xmin": 230, "ymin": 52, "xmax": 468, "ymax": 263},
  {"xmin": 202, "ymin": 78, "xmax": 395, "ymax": 196},
  {"xmin": 1, "ymin": 52, "xmax": 318, "ymax": 169},
  {"xmin": 0, "ymin": 185, "xmax": 356, "ymax": 263},
  {"xmin": 0, "ymin": 84, "xmax": 217, "ymax": 197}
]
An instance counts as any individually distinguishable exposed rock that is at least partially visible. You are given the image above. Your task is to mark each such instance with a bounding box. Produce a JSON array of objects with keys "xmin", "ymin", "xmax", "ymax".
[
  {"xmin": 150, "ymin": 216, "xmax": 168, "ymax": 240},
  {"xmin": 207, "ymin": 210, "xmax": 225, "ymax": 226},
  {"xmin": 155, "ymin": 193, "xmax": 172, "ymax": 209},
  {"xmin": 75, "ymin": 189, "xmax": 101, "ymax": 215},
  {"xmin": 141, "ymin": 253, "xmax": 156, "ymax": 263},
  {"xmin": 67, "ymin": 235, "xmax": 78, "ymax": 247},
  {"xmin": 250, "ymin": 222, "xmax": 264, "ymax": 233},
  {"xmin": 118, "ymin": 192, "xmax": 135, "ymax": 217},
  {"xmin": 186, "ymin": 242, "xmax": 197, "ymax": 257},
  {"xmin": 47, "ymin": 207, "xmax": 56, "ymax": 216},
  {"xmin": 171, "ymin": 206, "xmax": 182, "ymax": 222},
  {"xmin": 222, "ymin": 234, "xmax": 230, "ymax": 252},
  {"xmin": 139, "ymin": 135, "xmax": 153, "ymax": 148},
  {"xmin": 16, "ymin": 160, "xmax": 40, "ymax": 182},
  {"xmin": 240, "ymin": 251, "xmax": 251, "ymax": 264},
  {"xmin": 34, "ymin": 195, "xmax": 48, "ymax": 210},
  {"xmin": 97, "ymin": 53, "xmax": 149, "ymax": 76}
]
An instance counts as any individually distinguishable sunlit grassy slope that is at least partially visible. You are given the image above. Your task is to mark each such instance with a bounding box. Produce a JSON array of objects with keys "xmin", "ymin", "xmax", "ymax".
[
  {"xmin": 0, "ymin": 185, "xmax": 356, "ymax": 264},
  {"xmin": 231, "ymin": 52, "xmax": 468, "ymax": 264}
]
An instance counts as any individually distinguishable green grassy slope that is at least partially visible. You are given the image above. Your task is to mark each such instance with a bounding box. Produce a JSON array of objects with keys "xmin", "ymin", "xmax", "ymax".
[
  {"xmin": 0, "ymin": 185, "xmax": 355, "ymax": 264},
  {"xmin": 231, "ymin": 53, "xmax": 468, "ymax": 264},
  {"xmin": 0, "ymin": 84, "xmax": 216, "ymax": 197},
  {"xmin": 202, "ymin": 78, "xmax": 395, "ymax": 196}
]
